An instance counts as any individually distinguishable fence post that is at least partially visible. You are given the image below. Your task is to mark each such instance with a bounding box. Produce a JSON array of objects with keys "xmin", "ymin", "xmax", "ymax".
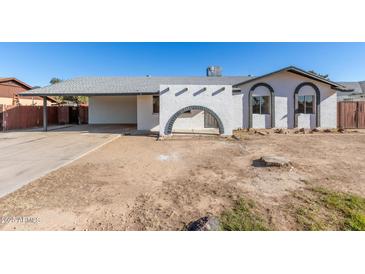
[
  {"xmin": 43, "ymin": 97, "xmax": 48, "ymax": 131},
  {"xmin": 0, "ymin": 104, "xmax": 3, "ymax": 132},
  {"xmin": 3, "ymin": 105, "xmax": 7, "ymax": 131}
]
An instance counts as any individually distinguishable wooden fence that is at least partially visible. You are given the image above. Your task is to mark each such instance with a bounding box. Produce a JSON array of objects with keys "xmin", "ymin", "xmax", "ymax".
[
  {"xmin": 0, "ymin": 105, "xmax": 88, "ymax": 131},
  {"xmin": 337, "ymin": 101, "xmax": 365, "ymax": 129}
]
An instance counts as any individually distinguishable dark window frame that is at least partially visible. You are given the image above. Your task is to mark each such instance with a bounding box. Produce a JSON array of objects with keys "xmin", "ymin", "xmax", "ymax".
[
  {"xmin": 152, "ymin": 96, "xmax": 159, "ymax": 114},
  {"xmin": 297, "ymin": 95, "xmax": 315, "ymax": 114},
  {"xmin": 252, "ymin": 96, "xmax": 270, "ymax": 114}
]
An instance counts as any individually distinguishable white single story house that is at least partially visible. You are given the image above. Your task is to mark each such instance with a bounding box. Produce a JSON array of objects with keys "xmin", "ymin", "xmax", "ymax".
[{"xmin": 22, "ymin": 66, "xmax": 352, "ymax": 136}]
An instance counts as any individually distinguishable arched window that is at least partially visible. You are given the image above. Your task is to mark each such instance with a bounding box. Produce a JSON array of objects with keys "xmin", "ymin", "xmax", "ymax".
[
  {"xmin": 248, "ymin": 83, "xmax": 275, "ymax": 128},
  {"xmin": 294, "ymin": 82, "xmax": 321, "ymax": 128}
]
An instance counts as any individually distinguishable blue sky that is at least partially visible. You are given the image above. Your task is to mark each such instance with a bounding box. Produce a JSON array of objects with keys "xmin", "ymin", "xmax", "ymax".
[{"xmin": 0, "ymin": 42, "xmax": 364, "ymax": 86}]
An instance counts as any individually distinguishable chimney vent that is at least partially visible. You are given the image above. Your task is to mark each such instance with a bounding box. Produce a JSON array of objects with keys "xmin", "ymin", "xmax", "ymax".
[{"xmin": 206, "ymin": 66, "xmax": 222, "ymax": 77}]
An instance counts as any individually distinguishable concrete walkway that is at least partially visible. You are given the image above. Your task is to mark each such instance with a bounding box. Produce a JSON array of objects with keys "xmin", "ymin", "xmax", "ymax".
[{"xmin": 0, "ymin": 125, "xmax": 123, "ymax": 198}]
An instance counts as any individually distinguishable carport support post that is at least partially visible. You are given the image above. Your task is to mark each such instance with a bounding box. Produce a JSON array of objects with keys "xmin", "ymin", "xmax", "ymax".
[{"xmin": 43, "ymin": 96, "xmax": 48, "ymax": 131}]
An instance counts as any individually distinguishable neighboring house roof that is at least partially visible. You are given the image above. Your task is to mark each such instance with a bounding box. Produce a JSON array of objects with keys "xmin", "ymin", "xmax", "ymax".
[
  {"xmin": 44, "ymin": 96, "xmax": 59, "ymax": 103},
  {"xmin": 337, "ymin": 81, "xmax": 365, "ymax": 99},
  {"xmin": 360, "ymin": 81, "xmax": 365, "ymax": 92},
  {"xmin": 20, "ymin": 66, "xmax": 352, "ymax": 97},
  {"xmin": 0, "ymin": 77, "xmax": 33, "ymax": 89},
  {"xmin": 233, "ymin": 66, "xmax": 350, "ymax": 91},
  {"xmin": 0, "ymin": 77, "xmax": 58, "ymax": 103},
  {"xmin": 0, "ymin": 78, "xmax": 32, "ymax": 98},
  {"xmin": 21, "ymin": 76, "xmax": 254, "ymax": 96},
  {"xmin": 338, "ymin": 82, "xmax": 363, "ymax": 95}
]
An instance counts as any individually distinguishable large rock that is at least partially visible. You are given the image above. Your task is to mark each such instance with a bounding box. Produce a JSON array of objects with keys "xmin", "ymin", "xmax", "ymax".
[
  {"xmin": 259, "ymin": 155, "xmax": 291, "ymax": 167},
  {"xmin": 186, "ymin": 216, "xmax": 221, "ymax": 231}
]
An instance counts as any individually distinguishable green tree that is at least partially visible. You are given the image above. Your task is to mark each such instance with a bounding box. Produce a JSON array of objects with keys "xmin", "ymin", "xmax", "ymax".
[
  {"xmin": 49, "ymin": 77, "xmax": 62, "ymax": 85},
  {"xmin": 49, "ymin": 78, "xmax": 87, "ymax": 105},
  {"xmin": 61, "ymin": 95, "xmax": 88, "ymax": 105},
  {"xmin": 49, "ymin": 77, "xmax": 88, "ymax": 124}
]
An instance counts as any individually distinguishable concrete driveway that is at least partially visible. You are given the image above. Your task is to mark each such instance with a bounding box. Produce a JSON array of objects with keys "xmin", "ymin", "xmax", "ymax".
[{"xmin": 0, "ymin": 125, "xmax": 125, "ymax": 198}]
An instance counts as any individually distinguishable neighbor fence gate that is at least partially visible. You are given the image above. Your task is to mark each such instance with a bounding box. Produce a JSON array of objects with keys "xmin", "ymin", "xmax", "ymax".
[
  {"xmin": 337, "ymin": 101, "xmax": 365, "ymax": 129},
  {"xmin": 0, "ymin": 105, "xmax": 88, "ymax": 131}
]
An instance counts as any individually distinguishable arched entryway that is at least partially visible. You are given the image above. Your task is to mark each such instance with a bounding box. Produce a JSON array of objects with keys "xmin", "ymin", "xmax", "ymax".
[
  {"xmin": 248, "ymin": 83, "xmax": 275, "ymax": 128},
  {"xmin": 294, "ymin": 82, "xmax": 320, "ymax": 128},
  {"xmin": 165, "ymin": 105, "xmax": 224, "ymax": 135}
]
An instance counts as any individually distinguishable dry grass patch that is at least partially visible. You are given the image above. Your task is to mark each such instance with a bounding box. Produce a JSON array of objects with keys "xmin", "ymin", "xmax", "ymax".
[
  {"xmin": 220, "ymin": 199, "xmax": 269, "ymax": 231},
  {"xmin": 292, "ymin": 187, "xmax": 365, "ymax": 231}
]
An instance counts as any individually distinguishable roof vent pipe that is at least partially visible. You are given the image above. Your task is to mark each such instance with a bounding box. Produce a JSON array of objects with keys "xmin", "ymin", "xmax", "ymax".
[{"xmin": 206, "ymin": 66, "xmax": 222, "ymax": 77}]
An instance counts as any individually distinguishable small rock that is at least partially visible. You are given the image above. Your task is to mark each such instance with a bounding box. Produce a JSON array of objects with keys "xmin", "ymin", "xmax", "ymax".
[
  {"xmin": 259, "ymin": 155, "xmax": 291, "ymax": 167},
  {"xmin": 257, "ymin": 131, "xmax": 266, "ymax": 136},
  {"xmin": 274, "ymin": 128, "xmax": 284, "ymax": 134},
  {"xmin": 299, "ymin": 128, "xmax": 305, "ymax": 132},
  {"xmin": 311, "ymin": 128, "xmax": 320, "ymax": 132},
  {"xmin": 323, "ymin": 129, "xmax": 332, "ymax": 133},
  {"xmin": 186, "ymin": 216, "xmax": 221, "ymax": 231},
  {"xmin": 338, "ymin": 128, "xmax": 345, "ymax": 133}
]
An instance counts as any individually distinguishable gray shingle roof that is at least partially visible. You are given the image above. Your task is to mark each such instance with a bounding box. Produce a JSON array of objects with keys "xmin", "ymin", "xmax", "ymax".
[
  {"xmin": 338, "ymin": 81, "xmax": 365, "ymax": 97},
  {"xmin": 20, "ymin": 66, "xmax": 358, "ymax": 97},
  {"xmin": 360, "ymin": 81, "xmax": 365, "ymax": 92},
  {"xmin": 21, "ymin": 76, "xmax": 253, "ymax": 96}
]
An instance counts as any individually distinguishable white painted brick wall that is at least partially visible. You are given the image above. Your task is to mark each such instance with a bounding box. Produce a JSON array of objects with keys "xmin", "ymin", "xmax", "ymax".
[
  {"xmin": 89, "ymin": 70, "xmax": 337, "ymax": 133},
  {"xmin": 234, "ymin": 70, "xmax": 337, "ymax": 129},
  {"xmin": 159, "ymin": 85, "xmax": 234, "ymax": 136},
  {"xmin": 173, "ymin": 110, "xmax": 205, "ymax": 130},
  {"xmin": 89, "ymin": 96, "xmax": 137, "ymax": 124},
  {"xmin": 136, "ymin": 95, "xmax": 159, "ymax": 131},
  {"xmin": 252, "ymin": 114, "xmax": 271, "ymax": 128}
]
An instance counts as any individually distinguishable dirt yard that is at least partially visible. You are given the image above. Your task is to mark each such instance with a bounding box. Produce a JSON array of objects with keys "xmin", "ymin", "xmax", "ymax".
[{"xmin": 0, "ymin": 130, "xmax": 364, "ymax": 230}]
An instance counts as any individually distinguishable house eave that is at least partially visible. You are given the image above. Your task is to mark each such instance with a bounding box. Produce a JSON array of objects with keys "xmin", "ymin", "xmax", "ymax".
[
  {"xmin": 233, "ymin": 66, "xmax": 347, "ymax": 90},
  {"xmin": 0, "ymin": 77, "xmax": 33, "ymax": 89},
  {"xmin": 20, "ymin": 92, "xmax": 160, "ymax": 97},
  {"xmin": 332, "ymin": 87, "xmax": 354, "ymax": 92}
]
